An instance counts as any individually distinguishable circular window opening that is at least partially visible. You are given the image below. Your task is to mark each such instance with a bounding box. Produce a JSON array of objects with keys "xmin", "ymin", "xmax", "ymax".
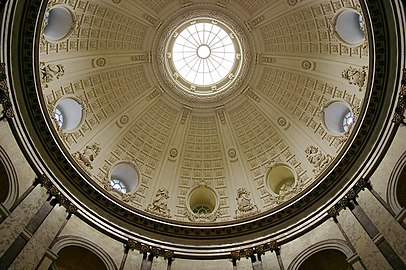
[
  {"xmin": 267, "ymin": 165, "xmax": 296, "ymax": 195},
  {"xmin": 166, "ymin": 18, "xmax": 243, "ymax": 95},
  {"xmin": 323, "ymin": 101, "xmax": 354, "ymax": 134},
  {"xmin": 54, "ymin": 98, "xmax": 84, "ymax": 132},
  {"xmin": 44, "ymin": 6, "xmax": 75, "ymax": 42},
  {"xmin": 188, "ymin": 186, "xmax": 217, "ymax": 214},
  {"xmin": 110, "ymin": 179, "xmax": 127, "ymax": 194},
  {"xmin": 110, "ymin": 163, "xmax": 139, "ymax": 194},
  {"xmin": 334, "ymin": 9, "xmax": 365, "ymax": 46}
]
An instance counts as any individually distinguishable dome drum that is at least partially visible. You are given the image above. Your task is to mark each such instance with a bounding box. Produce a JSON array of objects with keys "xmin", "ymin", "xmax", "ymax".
[{"xmin": 2, "ymin": 0, "xmax": 404, "ymax": 260}]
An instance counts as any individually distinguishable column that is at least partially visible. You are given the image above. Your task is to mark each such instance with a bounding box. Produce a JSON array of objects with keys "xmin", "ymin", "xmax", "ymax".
[
  {"xmin": 355, "ymin": 190, "xmax": 406, "ymax": 265},
  {"xmin": 140, "ymin": 252, "xmax": 154, "ymax": 270},
  {"xmin": 0, "ymin": 184, "xmax": 47, "ymax": 258},
  {"xmin": 275, "ymin": 248, "xmax": 285, "ymax": 270},
  {"xmin": 36, "ymin": 215, "xmax": 72, "ymax": 270},
  {"xmin": 250, "ymin": 254, "xmax": 263, "ymax": 270},
  {"xmin": 9, "ymin": 202, "xmax": 67, "ymax": 269},
  {"xmin": 331, "ymin": 215, "xmax": 366, "ymax": 270},
  {"xmin": 336, "ymin": 208, "xmax": 391, "ymax": 269}
]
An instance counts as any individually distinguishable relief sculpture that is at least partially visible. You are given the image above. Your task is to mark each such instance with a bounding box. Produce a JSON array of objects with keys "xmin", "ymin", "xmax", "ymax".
[
  {"xmin": 146, "ymin": 188, "xmax": 171, "ymax": 218},
  {"xmin": 234, "ymin": 188, "xmax": 259, "ymax": 219},
  {"xmin": 305, "ymin": 146, "xmax": 333, "ymax": 175}
]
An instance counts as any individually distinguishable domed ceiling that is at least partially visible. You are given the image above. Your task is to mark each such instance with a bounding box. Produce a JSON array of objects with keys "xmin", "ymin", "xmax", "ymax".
[{"xmin": 22, "ymin": 0, "xmax": 380, "ymax": 257}]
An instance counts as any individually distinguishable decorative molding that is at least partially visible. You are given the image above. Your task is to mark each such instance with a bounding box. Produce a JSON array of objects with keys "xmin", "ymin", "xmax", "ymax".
[
  {"xmin": 341, "ymin": 66, "xmax": 368, "ymax": 91},
  {"xmin": 169, "ymin": 148, "xmax": 178, "ymax": 158},
  {"xmin": 305, "ymin": 146, "xmax": 333, "ymax": 175},
  {"xmin": 327, "ymin": 178, "xmax": 370, "ymax": 217},
  {"xmin": 37, "ymin": 174, "xmax": 77, "ymax": 214},
  {"xmin": 234, "ymin": 188, "xmax": 259, "ymax": 219},
  {"xmin": 93, "ymin": 57, "xmax": 106, "ymax": 67},
  {"xmin": 126, "ymin": 239, "xmax": 174, "ymax": 259},
  {"xmin": 185, "ymin": 208, "xmax": 221, "ymax": 222},
  {"xmin": 231, "ymin": 240, "xmax": 278, "ymax": 259},
  {"xmin": 180, "ymin": 106, "xmax": 191, "ymax": 124},
  {"xmin": 146, "ymin": 188, "xmax": 171, "ymax": 218},
  {"xmin": 147, "ymin": 87, "xmax": 162, "ymax": 101},
  {"xmin": 72, "ymin": 143, "xmax": 101, "ymax": 172},
  {"xmin": 244, "ymin": 88, "xmax": 260, "ymax": 102},
  {"xmin": 216, "ymin": 107, "xmax": 226, "ymax": 124},
  {"xmin": 116, "ymin": 115, "xmax": 129, "ymax": 128},
  {"xmin": 216, "ymin": 0, "xmax": 229, "ymax": 8},
  {"xmin": 393, "ymin": 69, "xmax": 406, "ymax": 125},
  {"xmin": 0, "ymin": 63, "xmax": 14, "ymax": 119},
  {"xmin": 39, "ymin": 62, "xmax": 65, "ymax": 88}
]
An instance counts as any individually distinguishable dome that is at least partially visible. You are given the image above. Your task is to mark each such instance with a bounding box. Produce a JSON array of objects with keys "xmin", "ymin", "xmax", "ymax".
[{"xmin": 0, "ymin": 0, "xmax": 405, "ymax": 268}]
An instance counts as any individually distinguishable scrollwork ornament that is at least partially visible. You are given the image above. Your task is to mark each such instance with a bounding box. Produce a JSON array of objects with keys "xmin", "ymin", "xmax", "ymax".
[
  {"xmin": 146, "ymin": 188, "xmax": 171, "ymax": 218},
  {"xmin": 305, "ymin": 146, "xmax": 333, "ymax": 175},
  {"xmin": 234, "ymin": 187, "xmax": 259, "ymax": 219},
  {"xmin": 39, "ymin": 62, "xmax": 65, "ymax": 88},
  {"xmin": 126, "ymin": 239, "xmax": 137, "ymax": 250},
  {"xmin": 72, "ymin": 143, "xmax": 101, "ymax": 171},
  {"xmin": 341, "ymin": 66, "xmax": 368, "ymax": 91}
]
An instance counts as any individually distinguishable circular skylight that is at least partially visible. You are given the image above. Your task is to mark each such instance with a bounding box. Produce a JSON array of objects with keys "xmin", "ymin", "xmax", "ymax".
[{"xmin": 171, "ymin": 22, "xmax": 236, "ymax": 86}]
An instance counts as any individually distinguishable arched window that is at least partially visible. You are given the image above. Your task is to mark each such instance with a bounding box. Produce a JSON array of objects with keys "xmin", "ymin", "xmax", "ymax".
[
  {"xmin": 188, "ymin": 186, "xmax": 218, "ymax": 215},
  {"xmin": 332, "ymin": 9, "xmax": 365, "ymax": 47},
  {"xmin": 267, "ymin": 164, "xmax": 296, "ymax": 195},
  {"xmin": 109, "ymin": 163, "xmax": 139, "ymax": 194},
  {"xmin": 54, "ymin": 98, "xmax": 84, "ymax": 132},
  {"xmin": 323, "ymin": 101, "xmax": 354, "ymax": 134},
  {"xmin": 44, "ymin": 6, "xmax": 75, "ymax": 42}
]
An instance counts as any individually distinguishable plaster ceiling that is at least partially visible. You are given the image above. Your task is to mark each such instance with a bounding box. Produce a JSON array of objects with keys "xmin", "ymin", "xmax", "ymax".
[{"xmin": 37, "ymin": 0, "xmax": 369, "ymax": 227}]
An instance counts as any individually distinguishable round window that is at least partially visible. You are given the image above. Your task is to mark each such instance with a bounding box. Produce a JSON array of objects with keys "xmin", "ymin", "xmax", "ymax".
[
  {"xmin": 166, "ymin": 18, "xmax": 242, "ymax": 95},
  {"xmin": 54, "ymin": 98, "xmax": 84, "ymax": 132},
  {"xmin": 44, "ymin": 6, "xmax": 75, "ymax": 42}
]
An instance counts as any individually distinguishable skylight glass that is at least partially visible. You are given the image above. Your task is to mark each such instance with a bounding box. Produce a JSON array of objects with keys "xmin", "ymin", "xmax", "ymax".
[{"xmin": 172, "ymin": 22, "xmax": 236, "ymax": 86}]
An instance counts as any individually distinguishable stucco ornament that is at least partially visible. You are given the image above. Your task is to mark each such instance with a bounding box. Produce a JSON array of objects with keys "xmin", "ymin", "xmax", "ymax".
[
  {"xmin": 305, "ymin": 146, "xmax": 333, "ymax": 175},
  {"xmin": 234, "ymin": 188, "xmax": 259, "ymax": 219},
  {"xmin": 73, "ymin": 143, "xmax": 101, "ymax": 171},
  {"xmin": 341, "ymin": 66, "xmax": 368, "ymax": 91},
  {"xmin": 39, "ymin": 62, "xmax": 65, "ymax": 88},
  {"xmin": 146, "ymin": 188, "xmax": 171, "ymax": 218},
  {"xmin": 185, "ymin": 208, "xmax": 221, "ymax": 222}
]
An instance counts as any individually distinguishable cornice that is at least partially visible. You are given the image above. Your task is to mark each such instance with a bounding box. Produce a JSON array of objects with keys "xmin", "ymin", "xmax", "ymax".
[{"xmin": 2, "ymin": 0, "xmax": 404, "ymax": 258}]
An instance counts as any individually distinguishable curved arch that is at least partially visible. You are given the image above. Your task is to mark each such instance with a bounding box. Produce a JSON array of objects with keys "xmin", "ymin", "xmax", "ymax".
[
  {"xmin": 387, "ymin": 150, "xmax": 406, "ymax": 214},
  {"xmin": 0, "ymin": 146, "xmax": 18, "ymax": 210},
  {"xmin": 288, "ymin": 239, "xmax": 354, "ymax": 270},
  {"xmin": 50, "ymin": 235, "xmax": 118, "ymax": 270}
]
